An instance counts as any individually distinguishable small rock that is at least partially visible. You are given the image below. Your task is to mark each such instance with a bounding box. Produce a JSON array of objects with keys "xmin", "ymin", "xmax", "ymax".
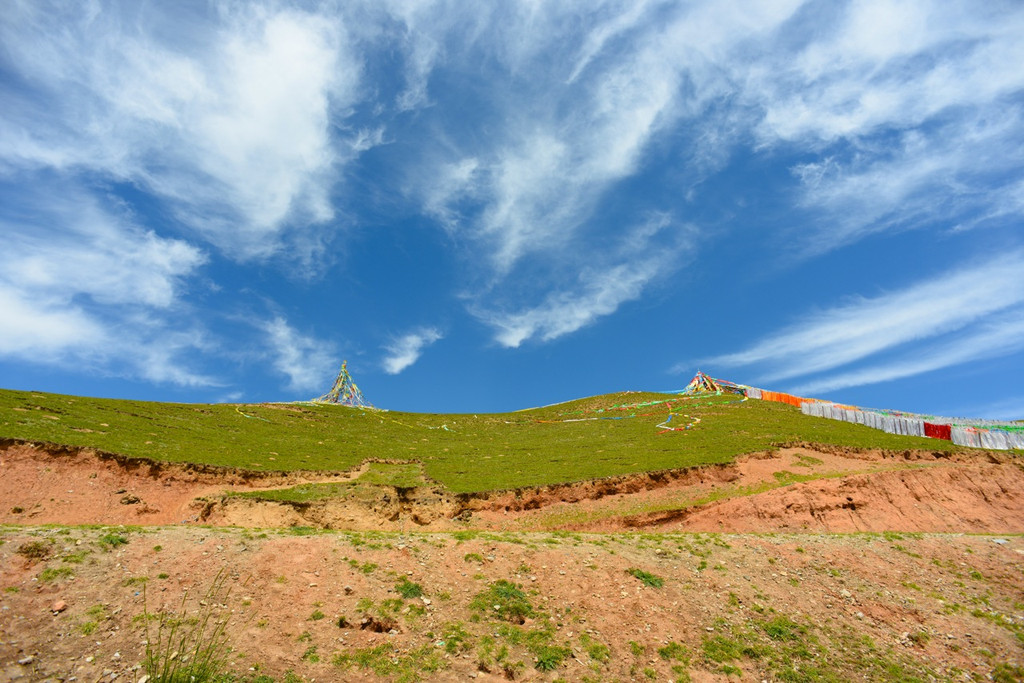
[
  {"xmin": 344, "ymin": 586, "xmax": 354, "ymax": 595},
  {"xmin": 18, "ymin": 656, "xmax": 34, "ymax": 665},
  {"xmin": 421, "ymin": 597, "xmax": 431, "ymax": 606},
  {"xmin": 52, "ymin": 600, "xmax": 68, "ymax": 613},
  {"xmin": 992, "ymin": 538, "xmax": 1009, "ymax": 545},
  {"xmin": 840, "ymin": 589, "xmax": 852, "ymax": 599},
  {"xmin": 706, "ymin": 626, "xmax": 714, "ymax": 632},
  {"xmin": 119, "ymin": 495, "xmax": 141, "ymax": 505}
]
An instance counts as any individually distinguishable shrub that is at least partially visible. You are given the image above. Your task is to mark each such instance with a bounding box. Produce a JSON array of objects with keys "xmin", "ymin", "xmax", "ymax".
[
  {"xmin": 16, "ymin": 540, "xmax": 51, "ymax": 561},
  {"xmin": 39, "ymin": 567, "xmax": 73, "ymax": 582},
  {"xmin": 441, "ymin": 622, "xmax": 473, "ymax": 654}
]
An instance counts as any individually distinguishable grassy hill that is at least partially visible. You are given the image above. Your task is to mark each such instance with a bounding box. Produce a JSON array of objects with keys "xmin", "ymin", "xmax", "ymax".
[{"xmin": 0, "ymin": 388, "xmax": 948, "ymax": 493}]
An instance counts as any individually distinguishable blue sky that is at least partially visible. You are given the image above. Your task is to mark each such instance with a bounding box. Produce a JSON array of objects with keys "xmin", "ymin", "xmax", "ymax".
[{"xmin": 1, "ymin": 0, "xmax": 1022, "ymax": 417}]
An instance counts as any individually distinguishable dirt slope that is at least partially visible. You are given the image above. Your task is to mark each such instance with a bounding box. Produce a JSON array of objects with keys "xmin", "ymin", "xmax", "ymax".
[
  {"xmin": 1, "ymin": 442, "xmax": 1023, "ymax": 681},
  {"xmin": 2, "ymin": 526, "xmax": 1022, "ymax": 682},
  {"xmin": 2, "ymin": 442, "xmax": 1022, "ymax": 535},
  {"xmin": 667, "ymin": 464, "xmax": 1024, "ymax": 533}
]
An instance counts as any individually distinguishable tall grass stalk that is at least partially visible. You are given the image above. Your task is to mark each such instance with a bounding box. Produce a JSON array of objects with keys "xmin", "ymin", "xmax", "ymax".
[{"xmin": 143, "ymin": 570, "xmax": 231, "ymax": 682}]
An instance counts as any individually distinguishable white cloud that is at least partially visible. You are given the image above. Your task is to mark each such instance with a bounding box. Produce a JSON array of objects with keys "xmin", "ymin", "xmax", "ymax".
[
  {"xmin": 0, "ymin": 2, "xmax": 364, "ymax": 260},
  {"xmin": 0, "ymin": 287, "xmax": 106, "ymax": 359},
  {"xmin": 484, "ymin": 261, "xmax": 662, "ymax": 348},
  {"xmin": 740, "ymin": 0, "xmax": 1024, "ymax": 253},
  {"xmin": 0, "ymin": 192, "xmax": 205, "ymax": 309},
  {"xmin": 790, "ymin": 309, "xmax": 1024, "ymax": 395},
  {"xmin": 752, "ymin": 1, "xmax": 1024, "ymax": 145},
  {"xmin": 479, "ymin": 215, "xmax": 691, "ymax": 346},
  {"xmin": 786, "ymin": 105, "xmax": 1024, "ymax": 254},
  {"xmin": 706, "ymin": 251, "xmax": 1024, "ymax": 384},
  {"xmin": 262, "ymin": 317, "xmax": 338, "ymax": 393},
  {"xmin": 0, "ymin": 182, "xmax": 213, "ymax": 385},
  {"xmin": 382, "ymin": 327, "xmax": 443, "ymax": 374},
  {"xmin": 409, "ymin": 2, "xmax": 799, "ymax": 341}
]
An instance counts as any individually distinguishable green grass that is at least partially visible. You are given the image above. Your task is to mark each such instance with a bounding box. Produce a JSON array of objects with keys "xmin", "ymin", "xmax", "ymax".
[
  {"xmin": 333, "ymin": 643, "xmax": 446, "ymax": 682},
  {"xmin": 396, "ymin": 578, "xmax": 424, "ymax": 599},
  {"xmin": 38, "ymin": 566, "xmax": 74, "ymax": 582},
  {"xmin": 0, "ymin": 387, "xmax": 952, "ymax": 493},
  {"xmin": 470, "ymin": 580, "xmax": 535, "ymax": 623},
  {"xmin": 144, "ymin": 570, "xmax": 232, "ymax": 683},
  {"xmin": 627, "ymin": 567, "xmax": 664, "ymax": 588}
]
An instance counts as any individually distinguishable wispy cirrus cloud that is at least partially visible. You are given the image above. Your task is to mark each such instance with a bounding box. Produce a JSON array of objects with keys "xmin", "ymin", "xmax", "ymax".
[
  {"xmin": 419, "ymin": 1, "xmax": 800, "ymax": 274},
  {"xmin": 261, "ymin": 317, "xmax": 338, "ymax": 393},
  {"xmin": 407, "ymin": 2, "xmax": 798, "ymax": 344},
  {"xmin": 0, "ymin": 1, "xmax": 364, "ymax": 261},
  {"xmin": 0, "ymin": 182, "xmax": 213, "ymax": 385},
  {"xmin": 483, "ymin": 260, "xmax": 666, "ymax": 348},
  {"xmin": 746, "ymin": 0, "xmax": 1024, "ymax": 253},
  {"xmin": 478, "ymin": 214, "xmax": 692, "ymax": 347},
  {"xmin": 705, "ymin": 250, "xmax": 1024, "ymax": 391},
  {"xmin": 382, "ymin": 327, "xmax": 443, "ymax": 374},
  {"xmin": 790, "ymin": 309, "xmax": 1024, "ymax": 395}
]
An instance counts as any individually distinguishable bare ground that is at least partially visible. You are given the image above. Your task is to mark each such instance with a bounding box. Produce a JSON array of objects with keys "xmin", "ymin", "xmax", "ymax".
[{"xmin": 1, "ymin": 442, "xmax": 1023, "ymax": 681}]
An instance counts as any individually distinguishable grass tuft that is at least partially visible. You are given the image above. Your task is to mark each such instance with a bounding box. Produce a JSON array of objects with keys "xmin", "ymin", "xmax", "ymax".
[
  {"xmin": 627, "ymin": 567, "xmax": 664, "ymax": 588},
  {"xmin": 143, "ymin": 570, "xmax": 232, "ymax": 683}
]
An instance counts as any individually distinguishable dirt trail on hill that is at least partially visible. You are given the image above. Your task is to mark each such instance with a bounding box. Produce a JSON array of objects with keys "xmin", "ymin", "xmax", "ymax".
[{"xmin": 1, "ymin": 441, "xmax": 1021, "ymax": 534}]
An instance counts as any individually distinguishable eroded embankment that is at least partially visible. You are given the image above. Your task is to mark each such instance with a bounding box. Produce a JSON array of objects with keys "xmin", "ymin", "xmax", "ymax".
[
  {"xmin": 1, "ymin": 439, "xmax": 1021, "ymax": 532},
  {"xmin": 0, "ymin": 440, "xmax": 369, "ymax": 525},
  {"xmin": 628, "ymin": 463, "xmax": 1024, "ymax": 533}
]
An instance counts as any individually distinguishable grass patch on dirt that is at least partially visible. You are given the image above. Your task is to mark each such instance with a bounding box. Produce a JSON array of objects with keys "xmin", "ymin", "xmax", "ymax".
[
  {"xmin": 332, "ymin": 642, "xmax": 446, "ymax": 681},
  {"xmin": 228, "ymin": 463, "xmax": 429, "ymax": 504},
  {"xmin": 0, "ymin": 387, "xmax": 951, "ymax": 493}
]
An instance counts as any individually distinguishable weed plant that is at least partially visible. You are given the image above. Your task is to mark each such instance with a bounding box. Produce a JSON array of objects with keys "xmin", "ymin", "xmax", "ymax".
[{"xmin": 143, "ymin": 570, "xmax": 232, "ymax": 683}]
